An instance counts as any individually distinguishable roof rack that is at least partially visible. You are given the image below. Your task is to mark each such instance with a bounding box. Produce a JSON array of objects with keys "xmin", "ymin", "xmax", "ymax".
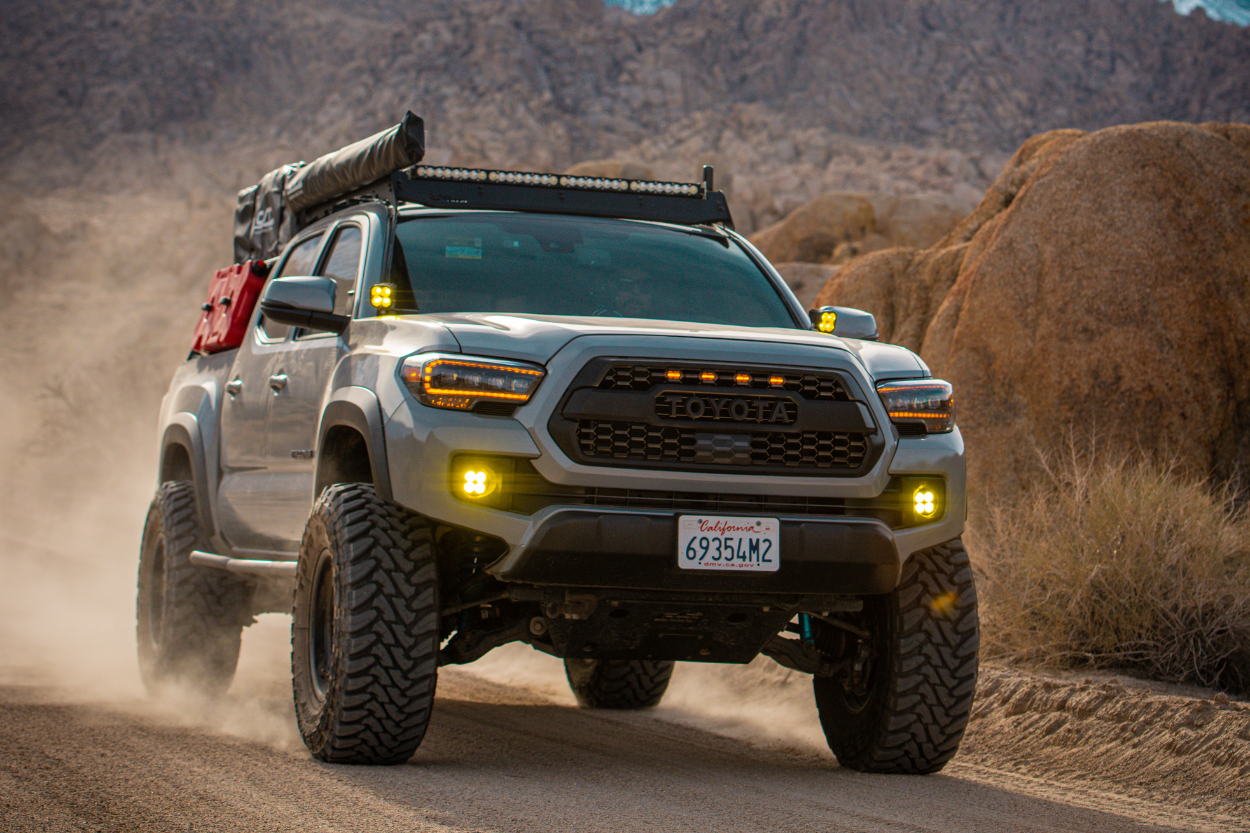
[
  {"xmin": 391, "ymin": 164, "xmax": 733, "ymax": 228},
  {"xmin": 232, "ymin": 112, "xmax": 732, "ymax": 262}
]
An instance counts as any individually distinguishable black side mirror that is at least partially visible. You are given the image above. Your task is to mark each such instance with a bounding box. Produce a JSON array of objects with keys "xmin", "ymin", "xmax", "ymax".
[
  {"xmin": 808, "ymin": 305, "xmax": 879, "ymax": 341},
  {"xmin": 260, "ymin": 276, "xmax": 350, "ymax": 335}
]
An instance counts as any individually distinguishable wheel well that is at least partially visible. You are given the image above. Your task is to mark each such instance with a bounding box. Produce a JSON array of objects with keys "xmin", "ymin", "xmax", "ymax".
[
  {"xmin": 316, "ymin": 426, "xmax": 375, "ymax": 497},
  {"xmin": 160, "ymin": 442, "xmax": 194, "ymax": 484}
]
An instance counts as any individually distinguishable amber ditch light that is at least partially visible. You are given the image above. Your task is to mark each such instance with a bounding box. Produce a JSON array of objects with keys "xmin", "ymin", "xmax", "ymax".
[
  {"xmin": 818, "ymin": 310, "xmax": 837, "ymax": 333},
  {"xmin": 370, "ymin": 283, "xmax": 396, "ymax": 310}
]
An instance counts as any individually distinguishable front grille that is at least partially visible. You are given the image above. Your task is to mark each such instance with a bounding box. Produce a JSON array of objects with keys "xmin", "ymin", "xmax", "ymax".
[
  {"xmin": 599, "ymin": 364, "xmax": 850, "ymax": 401},
  {"xmin": 549, "ymin": 359, "xmax": 882, "ymax": 476},
  {"xmin": 575, "ymin": 421, "xmax": 868, "ymax": 470}
]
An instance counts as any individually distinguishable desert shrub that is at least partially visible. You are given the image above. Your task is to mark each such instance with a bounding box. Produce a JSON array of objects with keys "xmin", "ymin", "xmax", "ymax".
[{"xmin": 969, "ymin": 448, "xmax": 1250, "ymax": 694}]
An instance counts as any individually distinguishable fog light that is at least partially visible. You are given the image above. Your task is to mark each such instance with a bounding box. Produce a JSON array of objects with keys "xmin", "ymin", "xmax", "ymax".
[
  {"xmin": 914, "ymin": 487, "xmax": 937, "ymax": 518},
  {"xmin": 455, "ymin": 463, "xmax": 499, "ymax": 500},
  {"xmin": 462, "ymin": 462, "xmax": 495, "ymax": 495}
]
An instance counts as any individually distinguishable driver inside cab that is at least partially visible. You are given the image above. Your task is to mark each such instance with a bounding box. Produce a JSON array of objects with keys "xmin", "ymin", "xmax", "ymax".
[{"xmin": 592, "ymin": 267, "xmax": 655, "ymax": 318}]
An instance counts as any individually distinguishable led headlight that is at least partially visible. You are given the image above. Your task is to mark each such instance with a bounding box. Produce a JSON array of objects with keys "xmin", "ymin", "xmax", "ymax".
[
  {"xmin": 401, "ymin": 354, "xmax": 546, "ymax": 411},
  {"xmin": 876, "ymin": 379, "xmax": 955, "ymax": 434}
]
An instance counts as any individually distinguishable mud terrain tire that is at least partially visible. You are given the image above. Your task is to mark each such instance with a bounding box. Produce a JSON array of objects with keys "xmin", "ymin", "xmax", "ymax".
[
  {"xmin": 565, "ymin": 658, "xmax": 674, "ymax": 709},
  {"xmin": 136, "ymin": 481, "xmax": 250, "ymax": 697},
  {"xmin": 293, "ymin": 483, "xmax": 439, "ymax": 764},
  {"xmin": 813, "ymin": 539, "xmax": 978, "ymax": 774}
]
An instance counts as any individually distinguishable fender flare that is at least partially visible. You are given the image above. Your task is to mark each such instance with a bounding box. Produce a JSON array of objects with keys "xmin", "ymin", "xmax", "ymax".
[
  {"xmin": 160, "ymin": 415, "xmax": 215, "ymax": 534},
  {"xmin": 316, "ymin": 386, "xmax": 392, "ymax": 501}
]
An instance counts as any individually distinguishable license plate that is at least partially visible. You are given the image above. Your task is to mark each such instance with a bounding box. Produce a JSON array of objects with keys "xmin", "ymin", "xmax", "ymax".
[{"xmin": 677, "ymin": 516, "xmax": 780, "ymax": 572}]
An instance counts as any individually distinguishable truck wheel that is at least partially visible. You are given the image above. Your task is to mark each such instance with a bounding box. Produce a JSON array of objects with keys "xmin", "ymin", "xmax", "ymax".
[
  {"xmin": 564, "ymin": 658, "xmax": 674, "ymax": 709},
  {"xmin": 292, "ymin": 483, "xmax": 439, "ymax": 764},
  {"xmin": 813, "ymin": 539, "xmax": 979, "ymax": 774},
  {"xmin": 136, "ymin": 481, "xmax": 249, "ymax": 697}
]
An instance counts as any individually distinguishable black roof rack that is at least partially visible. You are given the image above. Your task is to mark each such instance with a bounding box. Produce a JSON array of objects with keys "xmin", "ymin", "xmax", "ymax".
[
  {"xmin": 232, "ymin": 112, "xmax": 732, "ymax": 263},
  {"xmin": 391, "ymin": 164, "xmax": 733, "ymax": 228}
]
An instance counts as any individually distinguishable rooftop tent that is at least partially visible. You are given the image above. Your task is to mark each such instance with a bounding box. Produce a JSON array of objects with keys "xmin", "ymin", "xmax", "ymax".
[{"xmin": 233, "ymin": 112, "xmax": 425, "ymax": 263}]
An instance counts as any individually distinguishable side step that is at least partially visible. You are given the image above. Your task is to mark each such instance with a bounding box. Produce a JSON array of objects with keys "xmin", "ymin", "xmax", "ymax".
[{"xmin": 189, "ymin": 550, "xmax": 297, "ymax": 578}]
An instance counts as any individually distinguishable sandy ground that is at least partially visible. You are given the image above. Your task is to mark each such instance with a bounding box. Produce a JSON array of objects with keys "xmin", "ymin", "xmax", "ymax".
[{"xmin": 1, "ymin": 555, "xmax": 1248, "ymax": 833}]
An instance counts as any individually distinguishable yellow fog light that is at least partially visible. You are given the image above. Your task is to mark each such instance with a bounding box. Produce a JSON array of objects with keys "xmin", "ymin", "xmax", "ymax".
[
  {"xmin": 913, "ymin": 487, "xmax": 937, "ymax": 518},
  {"xmin": 370, "ymin": 283, "xmax": 396, "ymax": 309},
  {"xmin": 459, "ymin": 466, "xmax": 498, "ymax": 499},
  {"xmin": 451, "ymin": 457, "xmax": 517, "ymax": 509},
  {"xmin": 818, "ymin": 310, "xmax": 836, "ymax": 333}
]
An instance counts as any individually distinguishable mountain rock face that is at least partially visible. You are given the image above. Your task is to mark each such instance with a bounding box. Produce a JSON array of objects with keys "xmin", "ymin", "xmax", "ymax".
[
  {"xmin": 815, "ymin": 121, "xmax": 1250, "ymax": 496},
  {"xmin": 749, "ymin": 192, "xmax": 964, "ymax": 265},
  {"xmin": 1, "ymin": 0, "xmax": 1247, "ymax": 176}
]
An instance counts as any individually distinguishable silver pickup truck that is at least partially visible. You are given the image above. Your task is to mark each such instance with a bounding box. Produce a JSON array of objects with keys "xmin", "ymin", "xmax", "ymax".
[{"xmin": 137, "ymin": 117, "xmax": 977, "ymax": 774}]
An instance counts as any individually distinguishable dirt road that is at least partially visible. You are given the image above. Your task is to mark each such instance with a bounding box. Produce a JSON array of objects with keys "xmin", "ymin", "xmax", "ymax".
[{"xmin": 1, "ymin": 614, "xmax": 1245, "ymax": 833}]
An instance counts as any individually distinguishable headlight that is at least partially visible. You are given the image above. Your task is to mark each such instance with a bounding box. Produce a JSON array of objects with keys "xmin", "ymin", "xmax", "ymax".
[
  {"xmin": 401, "ymin": 354, "xmax": 546, "ymax": 411},
  {"xmin": 876, "ymin": 379, "xmax": 955, "ymax": 434}
]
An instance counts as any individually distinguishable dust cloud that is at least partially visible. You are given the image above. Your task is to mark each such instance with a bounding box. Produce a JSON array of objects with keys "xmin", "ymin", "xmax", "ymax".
[
  {"xmin": 464, "ymin": 643, "xmax": 832, "ymax": 758},
  {"xmin": 0, "ymin": 163, "xmax": 309, "ymax": 748}
]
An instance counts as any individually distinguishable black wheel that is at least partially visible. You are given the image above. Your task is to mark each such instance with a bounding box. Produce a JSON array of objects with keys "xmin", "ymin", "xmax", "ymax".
[
  {"xmin": 136, "ymin": 481, "xmax": 250, "ymax": 697},
  {"xmin": 813, "ymin": 538, "xmax": 979, "ymax": 774},
  {"xmin": 292, "ymin": 483, "xmax": 439, "ymax": 764},
  {"xmin": 564, "ymin": 658, "xmax": 675, "ymax": 709}
]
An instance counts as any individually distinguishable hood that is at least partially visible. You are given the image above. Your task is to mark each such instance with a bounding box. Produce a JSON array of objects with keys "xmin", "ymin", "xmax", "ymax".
[{"xmin": 416, "ymin": 313, "xmax": 927, "ymax": 380}]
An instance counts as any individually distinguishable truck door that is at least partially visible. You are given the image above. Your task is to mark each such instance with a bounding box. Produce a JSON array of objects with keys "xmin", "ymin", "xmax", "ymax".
[
  {"xmin": 216, "ymin": 232, "xmax": 326, "ymax": 553},
  {"xmin": 262, "ymin": 222, "xmax": 364, "ymax": 543}
]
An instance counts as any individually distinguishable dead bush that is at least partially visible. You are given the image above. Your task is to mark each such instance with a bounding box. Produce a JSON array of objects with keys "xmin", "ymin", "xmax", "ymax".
[{"xmin": 969, "ymin": 447, "xmax": 1250, "ymax": 694}]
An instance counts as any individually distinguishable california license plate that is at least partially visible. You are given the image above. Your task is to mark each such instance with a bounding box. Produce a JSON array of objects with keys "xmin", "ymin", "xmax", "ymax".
[{"xmin": 677, "ymin": 516, "xmax": 780, "ymax": 572}]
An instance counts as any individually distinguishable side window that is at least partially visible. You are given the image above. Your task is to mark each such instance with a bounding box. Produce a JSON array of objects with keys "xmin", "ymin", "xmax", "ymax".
[
  {"xmin": 258, "ymin": 233, "xmax": 324, "ymax": 341},
  {"xmin": 320, "ymin": 226, "xmax": 363, "ymax": 318}
]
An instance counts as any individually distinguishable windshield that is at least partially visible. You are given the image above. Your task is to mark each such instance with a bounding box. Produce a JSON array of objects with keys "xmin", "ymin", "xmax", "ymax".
[{"xmin": 387, "ymin": 213, "xmax": 799, "ymax": 328}]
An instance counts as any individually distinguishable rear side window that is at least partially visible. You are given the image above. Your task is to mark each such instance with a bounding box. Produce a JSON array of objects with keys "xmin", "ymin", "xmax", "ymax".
[{"xmin": 259, "ymin": 233, "xmax": 324, "ymax": 340}]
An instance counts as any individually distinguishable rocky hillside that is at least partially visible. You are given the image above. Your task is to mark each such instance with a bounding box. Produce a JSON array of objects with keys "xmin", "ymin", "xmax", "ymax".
[
  {"xmin": 815, "ymin": 120, "xmax": 1250, "ymax": 496},
  {"xmin": 1, "ymin": 0, "xmax": 1247, "ymax": 183}
]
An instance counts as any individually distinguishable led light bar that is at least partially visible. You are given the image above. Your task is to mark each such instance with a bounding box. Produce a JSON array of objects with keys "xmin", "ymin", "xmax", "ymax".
[{"xmin": 411, "ymin": 165, "xmax": 704, "ymax": 197}]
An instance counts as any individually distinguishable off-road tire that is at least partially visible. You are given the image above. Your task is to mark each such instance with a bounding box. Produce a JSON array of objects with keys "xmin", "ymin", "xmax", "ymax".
[
  {"xmin": 813, "ymin": 539, "xmax": 978, "ymax": 774},
  {"xmin": 292, "ymin": 483, "xmax": 439, "ymax": 764},
  {"xmin": 136, "ymin": 481, "xmax": 250, "ymax": 697},
  {"xmin": 564, "ymin": 658, "xmax": 675, "ymax": 709}
]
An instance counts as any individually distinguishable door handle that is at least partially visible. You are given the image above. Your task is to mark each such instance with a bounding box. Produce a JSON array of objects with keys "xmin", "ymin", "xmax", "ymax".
[
  {"xmin": 225, "ymin": 379, "xmax": 243, "ymax": 397},
  {"xmin": 268, "ymin": 373, "xmax": 289, "ymax": 392}
]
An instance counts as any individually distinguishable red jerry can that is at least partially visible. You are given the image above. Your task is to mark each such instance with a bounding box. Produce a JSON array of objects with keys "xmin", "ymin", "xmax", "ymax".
[{"xmin": 191, "ymin": 260, "xmax": 270, "ymax": 354}]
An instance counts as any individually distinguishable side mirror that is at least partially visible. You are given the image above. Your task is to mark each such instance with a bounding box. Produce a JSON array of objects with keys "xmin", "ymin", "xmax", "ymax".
[
  {"xmin": 808, "ymin": 305, "xmax": 879, "ymax": 341},
  {"xmin": 260, "ymin": 276, "xmax": 350, "ymax": 335}
]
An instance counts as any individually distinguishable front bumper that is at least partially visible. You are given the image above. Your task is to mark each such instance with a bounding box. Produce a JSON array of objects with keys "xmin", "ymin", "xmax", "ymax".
[
  {"xmin": 494, "ymin": 509, "xmax": 898, "ymax": 594},
  {"xmin": 384, "ymin": 336, "xmax": 966, "ymax": 595}
]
